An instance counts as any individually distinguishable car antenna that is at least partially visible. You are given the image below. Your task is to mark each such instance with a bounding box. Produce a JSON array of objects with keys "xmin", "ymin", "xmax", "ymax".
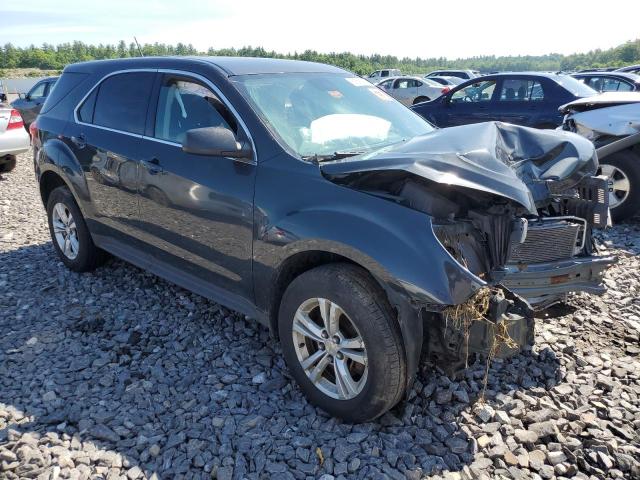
[{"xmin": 134, "ymin": 37, "xmax": 144, "ymax": 57}]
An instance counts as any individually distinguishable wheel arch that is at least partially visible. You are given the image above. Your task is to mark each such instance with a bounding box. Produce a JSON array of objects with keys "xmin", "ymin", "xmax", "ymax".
[
  {"xmin": 39, "ymin": 169, "xmax": 71, "ymax": 207},
  {"xmin": 268, "ymin": 247, "xmax": 424, "ymax": 394},
  {"xmin": 37, "ymin": 137, "xmax": 90, "ymax": 212}
]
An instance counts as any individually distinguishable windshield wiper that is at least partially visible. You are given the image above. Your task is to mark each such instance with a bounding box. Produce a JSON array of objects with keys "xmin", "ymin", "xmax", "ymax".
[{"xmin": 302, "ymin": 151, "xmax": 366, "ymax": 163}]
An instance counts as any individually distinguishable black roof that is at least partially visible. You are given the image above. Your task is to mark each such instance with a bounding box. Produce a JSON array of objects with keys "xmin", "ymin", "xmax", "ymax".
[{"xmin": 65, "ymin": 56, "xmax": 347, "ymax": 76}]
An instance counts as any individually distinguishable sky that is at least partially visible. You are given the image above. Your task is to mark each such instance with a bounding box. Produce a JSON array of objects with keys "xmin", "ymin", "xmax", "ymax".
[{"xmin": 1, "ymin": 0, "xmax": 639, "ymax": 59}]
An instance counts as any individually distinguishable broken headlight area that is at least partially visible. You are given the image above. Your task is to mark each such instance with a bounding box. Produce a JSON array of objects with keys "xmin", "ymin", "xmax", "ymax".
[
  {"xmin": 424, "ymin": 286, "xmax": 534, "ymax": 377},
  {"xmin": 431, "ymin": 172, "xmax": 612, "ymax": 308}
]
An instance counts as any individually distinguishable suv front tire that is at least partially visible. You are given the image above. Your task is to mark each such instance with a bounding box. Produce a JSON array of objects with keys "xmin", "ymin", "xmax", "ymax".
[{"xmin": 278, "ymin": 264, "xmax": 406, "ymax": 422}]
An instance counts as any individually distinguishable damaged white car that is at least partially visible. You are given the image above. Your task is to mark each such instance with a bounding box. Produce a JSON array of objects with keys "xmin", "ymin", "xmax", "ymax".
[{"xmin": 560, "ymin": 92, "xmax": 640, "ymax": 221}]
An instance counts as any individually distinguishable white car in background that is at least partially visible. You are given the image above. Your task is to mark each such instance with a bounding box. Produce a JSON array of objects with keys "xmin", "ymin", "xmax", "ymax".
[
  {"xmin": 376, "ymin": 76, "xmax": 451, "ymax": 106},
  {"xmin": 0, "ymin": 104, "xmax": 30, "ymax": 173}
]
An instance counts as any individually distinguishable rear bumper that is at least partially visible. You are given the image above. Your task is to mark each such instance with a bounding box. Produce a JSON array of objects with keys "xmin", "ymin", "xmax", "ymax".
[
  {"xmin": 501, "ymin": 255, "xmax": 616, "ymax": 309},
  {"xmin": 0, "ymin": 126, "xmax": 30, "ymax": 157}
]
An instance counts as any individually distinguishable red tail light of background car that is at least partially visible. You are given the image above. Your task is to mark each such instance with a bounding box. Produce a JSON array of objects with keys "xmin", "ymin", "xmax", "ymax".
[{"xmin": 7, "ymin": 109, "xmax": 24, "ymax": 130}]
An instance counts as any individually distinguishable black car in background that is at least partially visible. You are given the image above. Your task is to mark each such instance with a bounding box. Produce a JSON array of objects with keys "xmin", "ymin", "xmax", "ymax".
[
  {"xmin": 572, "ymin": 71, "xmax": 640, "ymax": 92},
  {"xmin": 411, "ymin": 72, "xmax": 597, "ymax": 129},
  {"xmin": 11, "ymin": 76, "xmax": 58, "ymax": 128},
  {"xmin": 31, "ymin": 57, "xmax": 612, "ymax": 422}
]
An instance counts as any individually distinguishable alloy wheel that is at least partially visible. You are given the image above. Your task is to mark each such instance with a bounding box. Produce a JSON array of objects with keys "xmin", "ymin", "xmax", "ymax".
[
  {"xmin": 292, "ymin": 297, "xmax": 368, "ymax": 400},
  {"xmin": 600, "ymin": 164, "xmax": 631, "ymax": 208},
  {"xmin": 52, "ymin": 202, "xmax": 79, "ymax": 260}
]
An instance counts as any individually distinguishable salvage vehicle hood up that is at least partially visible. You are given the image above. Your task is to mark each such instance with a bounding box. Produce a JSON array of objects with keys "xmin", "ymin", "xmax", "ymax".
[{"xmin": 320, "ymin": 121, "xmax": 597, "ymax": 214}]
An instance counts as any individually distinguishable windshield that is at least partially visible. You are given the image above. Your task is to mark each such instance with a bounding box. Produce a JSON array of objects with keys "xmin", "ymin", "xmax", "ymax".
[
  {"xmin": 233, "ymin": 73, "xmax": 434, "ymax": 158},
  {"xmin": 556, "ymin": 75, "xmax": 598, "ymax": 97}
]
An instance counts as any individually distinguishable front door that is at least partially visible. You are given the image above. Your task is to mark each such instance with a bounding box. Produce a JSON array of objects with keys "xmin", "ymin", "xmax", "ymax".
[
  {"xmin": 442, "ymin": 79, "xmax": 497, "ymax": 126},
  {"xmin": 137, "ymin": 73, "xmax": 256, "ymax": 301},
  {"xmin": 17, "ymin": 80, "xmax": 49, "ymax": 125}
]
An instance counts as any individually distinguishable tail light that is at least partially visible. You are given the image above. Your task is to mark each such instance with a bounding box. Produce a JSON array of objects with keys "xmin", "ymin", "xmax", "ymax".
[
  {"xmin": 441, "ymin": 87, "xmax": 450, "ymax": 94},
  {"xmin": 7, "ymin": 109, "xmax": 24, "ymax": 130},
  {"xmin": 29, "ymin": 119, "xmax": 38, "ymax": 139}
]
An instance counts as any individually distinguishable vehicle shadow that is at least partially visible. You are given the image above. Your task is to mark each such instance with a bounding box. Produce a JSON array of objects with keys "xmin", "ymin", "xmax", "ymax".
[{"xmin": 1, "ymin": 241, "xmax": 561, "ymax": 479}]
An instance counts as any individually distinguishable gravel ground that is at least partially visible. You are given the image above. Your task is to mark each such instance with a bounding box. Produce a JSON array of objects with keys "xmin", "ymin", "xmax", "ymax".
[{"xmin": 1, "ymin": 150, "xmax": 639, "ymax": 480}]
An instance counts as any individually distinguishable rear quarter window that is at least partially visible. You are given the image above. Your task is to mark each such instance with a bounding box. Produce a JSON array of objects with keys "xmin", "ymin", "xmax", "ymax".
[{"xmin": 41, "ymin": 73, "xmax": 88, "ymax": 114}]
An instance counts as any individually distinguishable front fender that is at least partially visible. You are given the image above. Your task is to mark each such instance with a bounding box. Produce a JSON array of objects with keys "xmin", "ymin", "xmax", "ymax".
[{"xmin": 253, "ymin": 159, "xmax": 486, "ymax": 313}]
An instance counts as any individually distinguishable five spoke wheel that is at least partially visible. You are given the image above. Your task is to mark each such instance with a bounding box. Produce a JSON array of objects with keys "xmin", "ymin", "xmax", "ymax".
[
  {"xmin": 292, "ymin": 298, "xmax": 367, "ymax": 400},
  {"xmin": 51, "ymin": 202, "xmax": 79, "ymax": 260}
]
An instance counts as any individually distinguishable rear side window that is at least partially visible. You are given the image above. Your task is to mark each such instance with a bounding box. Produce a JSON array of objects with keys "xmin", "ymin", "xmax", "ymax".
[
  {"xmin": 41, "ymin": 73, "xmax": 87, "ymax": 114},
  {"xmin": 499, "ymin": 79, "xmax": 544, "ymax": 101},
  {"xmin": 88, "ymin": 72, "xmax": 155, "ymax": 135},
  {"xmin": 154, "ymin": 76, "xmax": 237, "ymax": 144},
  {"xmin": 29, "ymin": 82, "xmax": 47, "ymax": 99},
  {"xmin": 602, "ymin": 78, "xmax": 633, "ymax": 92}
]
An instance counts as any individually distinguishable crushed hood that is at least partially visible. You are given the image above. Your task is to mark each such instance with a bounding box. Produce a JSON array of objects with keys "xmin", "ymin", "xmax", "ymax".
[{"xmin": 321, "ymin": 122, "xmax": 597, "ymax": 214}]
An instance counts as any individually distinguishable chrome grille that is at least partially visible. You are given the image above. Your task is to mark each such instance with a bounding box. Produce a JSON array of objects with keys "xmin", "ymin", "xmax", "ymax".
[{"xmin": 508, "ymin": 220, "xmax": 581, "ymax": 264}]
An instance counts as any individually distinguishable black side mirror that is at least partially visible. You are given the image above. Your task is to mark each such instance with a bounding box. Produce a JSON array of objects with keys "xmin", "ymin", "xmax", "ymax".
[
  {"xmin": 0, "ymin": 93, "xmax": 6, "ymax": 103},
  {"xmin": 182, "ymin": 126, "xmax": 251, "ymax": 159}
]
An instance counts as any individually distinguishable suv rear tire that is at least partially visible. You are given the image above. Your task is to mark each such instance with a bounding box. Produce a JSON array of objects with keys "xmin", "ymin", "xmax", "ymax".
[
  {"xmin": 46, "ymin": 186, "xmax": 107, "ymax": 272},
  {"xmin": 599, "ymin": 149, "xmax": 640, "ymax": 222},
  {"xmin": 278, "ymin": 263, "xmax": 406, "ymax": 422}
]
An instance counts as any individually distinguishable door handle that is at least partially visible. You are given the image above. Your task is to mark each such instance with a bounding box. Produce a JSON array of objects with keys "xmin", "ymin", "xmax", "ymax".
[
  {"xmin": 71, "ymin": 134, "xmax": 86, "ymax": 149},
  {"xmin": 141, "ymin": 158, "xmax": 164, "ymax": 175}
]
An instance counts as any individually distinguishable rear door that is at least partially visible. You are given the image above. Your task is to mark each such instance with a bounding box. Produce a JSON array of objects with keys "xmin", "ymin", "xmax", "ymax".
[
  {"xmin": 68, "ymin": 70, "xmax": 157, "ymax": 240},
  {"xmin": 136, "ymin": 72, "xmax": 256, "ymax": 301},
  {"xmin": 392, "ymin": 78, "xmax": 417, "ymax": 106},
  {"xmin": 494, "ymin": 77, "xmax": 546, "ymax": 127}
]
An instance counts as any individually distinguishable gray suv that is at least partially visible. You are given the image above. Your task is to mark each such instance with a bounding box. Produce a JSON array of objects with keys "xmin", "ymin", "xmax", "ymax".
[{"xmin": 32, "ymin": 56, "xmax": 613, "ymax": 422}]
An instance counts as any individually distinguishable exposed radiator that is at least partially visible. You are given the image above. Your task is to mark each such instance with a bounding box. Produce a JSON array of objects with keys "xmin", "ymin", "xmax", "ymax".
[{"xmin": 508, "ymin": 218, "xmax": 585, "ymax": 264}]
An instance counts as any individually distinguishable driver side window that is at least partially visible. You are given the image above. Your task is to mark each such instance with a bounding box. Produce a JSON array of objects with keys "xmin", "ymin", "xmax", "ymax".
[
  {"xmin": 28, "ymin": 82, "xmax": 47, "ymax": 99},
  {"xmin": 450, "ymin": 80, "xmax": 496, "ymax": 103},
  {"xmin": 154, "ymin": 76, "xmax": 237, "ymax": 144}
]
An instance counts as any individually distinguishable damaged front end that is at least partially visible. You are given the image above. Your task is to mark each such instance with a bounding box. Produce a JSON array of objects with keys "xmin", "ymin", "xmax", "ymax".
[{"xmin": 321, "ymin": 121, "xmax": 616, "ymax": 372}]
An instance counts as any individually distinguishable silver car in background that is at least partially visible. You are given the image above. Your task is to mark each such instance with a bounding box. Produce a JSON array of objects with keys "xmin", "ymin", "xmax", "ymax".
[
  {"xmin": 376, "ymin": 76, "xmax": 450, "ymax": 106},
  {"xmin": 0, "ymin": 104, "xmax": 30, "ymax": 173}
]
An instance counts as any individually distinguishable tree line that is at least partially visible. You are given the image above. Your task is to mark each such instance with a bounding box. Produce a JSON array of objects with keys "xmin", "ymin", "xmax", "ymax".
[{"xmin": 1, "ymin": 39, "xmax": 639, "ymax": 76}]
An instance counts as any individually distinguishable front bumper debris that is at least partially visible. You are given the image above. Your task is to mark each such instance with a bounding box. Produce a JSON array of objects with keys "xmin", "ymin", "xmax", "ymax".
[
  {"xmin": 501, "ymin": 255, "xmax": 617, "ymax": 309},
  {"xmin": 424, "ymin": 286, "xmax": 534, "ymax": 375}
]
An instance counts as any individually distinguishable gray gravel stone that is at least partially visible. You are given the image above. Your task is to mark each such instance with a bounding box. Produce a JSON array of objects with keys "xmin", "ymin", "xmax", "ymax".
[{"xmin": 1, "ymin": 150, "xmax": 639, "ymax": 479}]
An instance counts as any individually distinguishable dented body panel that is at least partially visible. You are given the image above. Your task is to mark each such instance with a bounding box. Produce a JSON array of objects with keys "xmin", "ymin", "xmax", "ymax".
[{"xmin": 319, "ymin": 121, "xmax": 612, "ymax": 314}]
